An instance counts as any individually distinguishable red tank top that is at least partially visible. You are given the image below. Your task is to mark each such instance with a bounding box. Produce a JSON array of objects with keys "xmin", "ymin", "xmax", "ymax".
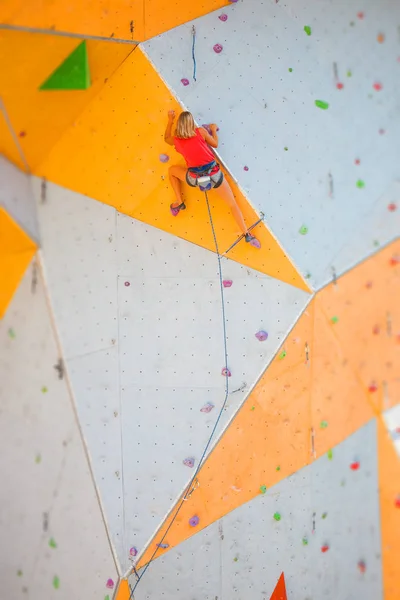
[{"xmin": 174, "ymin": 128, "xmax": 215, "ymax": 168}]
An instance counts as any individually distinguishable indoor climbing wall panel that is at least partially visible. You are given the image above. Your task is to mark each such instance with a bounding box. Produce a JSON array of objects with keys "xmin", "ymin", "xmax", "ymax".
[
  {"xmin": 137, "ymin": 240, "xmax": 398, "ymax": 564},
  {"xmin": 0, "ymin": 100, "xmax": 27, "ymax": 171},
  {"xmin": 143, "ymin": 0, "xmax": 400, "ymax": 289},
  {"xmin": 33, "ymin": 177, "xmax": 309, "ymax": 571},
  {"xmin": 0, "ymin": 261, "xmax": 118, "ymax": 600},
  {"xmin": 0, "ymin": 30, "xmax": 134, "ymax": 170},
  {"xmin": 133, "ymin": 421, "xmax": 382, "ymax": 600},
  {"xmin": 0, "ymin": 0, "xmax": 228, "ymax": 41},
  {"xmin": 0, "ymin": 207, "xmax": 37, "ymax": 318},
  {"xmin": 0, "ymin": 156, "xmax": 39, "ymax": 242},
  {"xmin": 35, "ymin": 46, "xmax": 308, "ymax": 290}
]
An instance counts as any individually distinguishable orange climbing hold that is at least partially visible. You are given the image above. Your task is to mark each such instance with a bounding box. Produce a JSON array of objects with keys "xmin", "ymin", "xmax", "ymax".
[{"xmin": 270, "ymin": 572, "xmax": 287, "ymax": 600}]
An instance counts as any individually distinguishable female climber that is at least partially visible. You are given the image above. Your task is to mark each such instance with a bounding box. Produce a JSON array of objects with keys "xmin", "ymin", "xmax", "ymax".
[{"xmin": 164, "ymin": 110, "xmax": 260, "ymax": 248}]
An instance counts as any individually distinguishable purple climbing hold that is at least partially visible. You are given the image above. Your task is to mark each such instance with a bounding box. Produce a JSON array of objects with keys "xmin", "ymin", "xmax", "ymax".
[
  {"xmin": 106, "ymin": 579, "xmax": 114, "ymax": 589},
  {"xmin": 129, "ymin": 547, "xmax": 138, "ymax": 557},
  {"xmin": 219, "ymin": 13, "xmax": 228, "ymax": 21},
  {"xmin": 249, "ymin": 237, "xmax": 261, "ymax": 249},
  {"xmin": 221, "ymin": 367, "xmax": 231, "ymax": 377},
  {"xmin": 159, "ymin": 153, "xmax": 170, "ymax": 163},
  {"xmin": 223, "ymin": 279, "xmax": 233, "ymax": 288},
  {"xmin": 213, "ymin": 43, "xmax": 223, "ymax": 54},
  {"xmin": 202, "ymin": 123, "xmax": 220, "ymax": 135},
  {"xmin": 156, "ymin": 543, "xmax": 169, "ymax": 549},
  {"xmin": 189, "ymin": 515, "xmax": 200, "ymax": 527},
  {"xmin": 183, "ymin": 457, "xmax": 195, "ymax": 468},
  {"xmin": 244, "ymin": 165, "xmax": 249, "ymax": 171},
  {"xmin": 181, "ymin": 78, "xmax": 190, "ymax": 86},
  {"xmin": 228, "ymin": 0, "xmax": 239, "ymax": 3},
  {"xmin": 124, "ymin": 281, "xmax": 130, "ymax": 287},
  {"xmin": 255, "ymin": 330, "xmax": 268, "ymax": 342},
  {"xmin": 200, "ymin": 402, "xmax": 214, "ymax": 413}
]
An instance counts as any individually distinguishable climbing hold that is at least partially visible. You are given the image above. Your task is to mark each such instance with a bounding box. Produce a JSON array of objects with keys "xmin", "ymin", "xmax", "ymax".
[
  {"xmin": 200, "ymin": 402, "xmax": 214, "ymax": 413},
  {"xmin": 288, "ymin": 68, "xmax": 293, "ymax": 72},
  {"xmin": 40, "ymin": 41, "xmax": 90, "ymax": 90},
  {"xmin": 233, "ymin": 556, "xmax": 239, "ymax": 562},
  {"xmin": 354, "ymin": 158, "xmax": 360, "ymax": 165},
  {"xmin": 49, "ymin": 538, "xmax": 57, "ymax": 549},
  {"xmin": 320, "ymin": 420, "xmax": 328, "ymax": 429},
  {"xmin": 302, "ymin": 537, "xmax": 308, "ymax": 546},
  {"xmin": 336, "ymin": 82, "xmax": 344, "ymax": 90},
  {"xmin": 321, "ymin": 544, "xmax": 330, "ymax": 553},
  {"xmin": 278, "ymin": 350, "xmax": 287, "ymax": 360},
  {"xmin": 304, "ymin": 25, "xmax": 312, "ymax": 36},
  {"xmin": 305, "ymin": 272, "xmax": 312, "ymax": 279},
  {"xmin": 106, "ymin": 579, "xmax": 114, "ymax": 589},
  {"xmin": 260, "ymin": 485, "xmax": 267, "ymax": 494},
  {"xmin": 372, "ymin": 325, "xmax": 380, "ymax": 335},
  {"xmin": 181, "ymin": 78, "xmax": 190, "ymax": 86},
  {"xmin": 19, "ymin": 131, "xmax": 26, "ymax": 137},
  {"xmin": 41, "ymin": 386, "xmax": 48, "ymax": 393},
  {"xmin": 156, "ymin": 543, "xmax": 169, "ymax": 549},
  {"xmin": 17, "ymin": 570, "xmax": 23, "ymax": 577},
  {"xmin": 189, "ymin": 515, "xmax": 200, "ymax": 527},
  {"xmin": 124, "ymin": 281, "xmax": 130, "ymax": 287},
  {"xmin": 368, "ymin": 382, "xmax": 378, "ymax": 393},
  {"xmin": 347, "ymin": 69, "xmax": 352, "ymax": 77},
  {"xmin": 213, "ymin": 44, "xmax": 223, "ymax": 54},
  {"xmin": 388, "ymin": 203, "xmax": 397, "ymax": 212},
  {"xmin": 222, "ymin": 279, "xmax": 233, "ymax": 288},
  {"xmin": 315, "ymin": 100, "xmax": 329, "ymax": 110},
  {"xmin": 299, "ymin": 225, "xmax": 308, "ymax": 235},
  {"xmin": 377, "ymin": 33, "xmax": 385, "ymax": 43},
  {"xmin": 330, "ymin": 316, "xmax": 339, "ymax": 324},
  {"xmin": 105, "ymin": 597, "xmax": 110, "ymax": 600},
  {"xmin": 243, "ymin": 166, "xmax": 249, "ymax": 171},
  {"xmin": 373, "ymin": 82, "xmax": 383, "ymax": 91},
  {"xmin": 350, "ymin": 461, "xmax": 360, "ymax": 470},
  {"xmin": 273, "ymin": 512, "xmax": 282, "ymax": 521},
  {"xmin": 395, "ymin": 496, "xmax": 400, "ymax": 508},
  {"xmin": 8, "ymin": 328, "xmax": 16, "ymax": 339},
  {"xmin": 327, "ymin": 448, "xmax": 333, "ymax": 460},
  {"xmin": 358, "ymin": 560, "xmax": 366, "ymax": 573},
  {"xmin": 53, "ymin": 576, "xmax": 60, "ymax": 590},
  {"xmin": 389, "ymin": 254, "xmax": 400, "ymax": 266},
  {"xmin": 129, "ymin": 547, "xmax": 138, "ymax": 557},
  {"xmin": 228, "ymin": 0, "xmax": 239, "ymax": 3},
  {"xmin": 284, "ymin": 146, "xmax": 288, "ymax": 151},
  {"xmin": 255, "ymin": 330, "xmax": 268, "ymax": 342},
  {"xmin": 159, "ymin": 154, "xmax": 169, "ymax": 163},
  {"xmin": 221, "ymin": 367, "xmax": 231, "ymax": 377},
  {"xmin": 357, "ymin": 11, "xmax": 364, "ymax": 19},
  {"xmin": 35, "ymin": 453, "xmax": 41, "ymax": 464},
  {"xmin": 251, "ymin": 406, "xmax": 255, "ymax": 411},
  {"xmin": 276, "ymin": 465, "xmax": 281, "ymax": 472},
  {"xmin": 219, "ymin": 13, "xmax": 228, "ymax": 21},
  {"xmin": 183, "ymin": 457, "xmax": 195, "ymax": 468},
  {"xmin": 322, "ymin": 512, "xmax": 328, "ymax": 519}
]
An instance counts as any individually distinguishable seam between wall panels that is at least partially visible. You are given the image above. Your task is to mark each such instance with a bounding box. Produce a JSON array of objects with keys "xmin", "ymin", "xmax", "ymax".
[
  {"xmin": 127, "ymin": 292, "xmax": 316, "ymax": 574},
  {"xmin": 0, "ymin": 24, "xmax": 140, "ymax": 44},
  {"xmin": 36, "ymin": 249, "xmax": 122, "ymax": 576},
  {"xmin": 0, "ymin": 98, "xmax": 30, "ymax": 173}
]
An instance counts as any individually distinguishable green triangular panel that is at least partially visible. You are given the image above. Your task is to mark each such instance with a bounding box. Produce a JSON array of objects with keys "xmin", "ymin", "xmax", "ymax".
[{"xmin": 40, "ymin": 41, "xmax": 90, "ymax": 91}]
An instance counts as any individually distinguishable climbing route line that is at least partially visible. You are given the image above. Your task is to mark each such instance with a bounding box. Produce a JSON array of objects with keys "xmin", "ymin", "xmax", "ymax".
[
  {"xmin": 192, "ymin": 25, "xmax": 197, "ymax": 82},
  {"xmin": 129, "ymin": 190, "xmax": 230, "ymax": 597}
]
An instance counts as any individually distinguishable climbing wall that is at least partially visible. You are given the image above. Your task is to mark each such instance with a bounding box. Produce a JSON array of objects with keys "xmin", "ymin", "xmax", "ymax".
[{"xmin": 0, "ymin": 0, "xmax": 399, "ymax": 598}]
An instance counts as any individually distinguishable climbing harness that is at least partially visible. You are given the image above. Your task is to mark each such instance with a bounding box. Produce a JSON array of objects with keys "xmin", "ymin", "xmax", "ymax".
[
  {"xmin": 222, "ymin": 212, "xmax": 264, "ymax": 255},
  {"xmin": 129, "ymin": 189, "xmax": 231, "ymax": 599},
  {"xmin": 192, "ymin": 26, "xmax": 197, "ymax": 82},
  {"xmin": 186, "ymin": 160, "xmax": 223, "ymax": 191}
]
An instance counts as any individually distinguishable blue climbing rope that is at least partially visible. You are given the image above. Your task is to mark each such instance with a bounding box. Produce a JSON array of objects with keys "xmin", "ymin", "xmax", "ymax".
[
  {"xmin": 129, "ymin": 190, "xmax": 230, "ymax": 597},
  {"xmin": 192, "ymin": 25, "xmax": 197, "ymax": 82}
]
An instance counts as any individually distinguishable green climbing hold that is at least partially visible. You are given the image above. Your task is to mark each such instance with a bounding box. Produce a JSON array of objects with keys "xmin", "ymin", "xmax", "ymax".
[
  {"xmin": 331, "ymin": 316, "xmax": 339, "ymax": 324},
  {"xmin": 41, "ymin": 386, "xmax": 48, "ymax": 393},
  {"xmin": 320, "ymin": 420, "xmax": 328, "ymax": 429},
  {"xmin": 8, "ymin": 328, "xmax": 16, "ymax": 339},
  {"xmin": 347, "ymin": 69, "xmax": 352, "ymax": 77},
  {"xmin": 260, "ymin": 485, "xmax": 267, "ymax": 494},
  {"xmin": 305, "ymin": 272, "xmax": 312, "ymax": 279},
  {"xmin": 315, "ymin": 99, "xmax": 329, "ymax": 110},
  {"xmin": 356, "ymin": 179, "xmax": 365, "ymax": 189},
  {"xmin": 299, "ymin": 225, "xmax": 308, "ymax": 235},
  {"xmin": 251, "ymin": 406, "xmax": 255, "ymax": 411},
  {"xmin": 284, "ymin": 146, "xmax": 288, "ymax": 151},
  {"xmin": 276, "ymin": 465, "xmax": 281, "ymax": 472},
  {"xmin": 53, "ymin": 576, "xmax": 60, "ymax": 590},
  {"xmin": 373, "ymin": 240, "xmax": 380, "ymax": 247},
  {"xmin": 35, "ymin": 453, "xmax": 41, "ymax": 464},
  {"xmin": 278, "ymin": 350, "xmax": 286, "ymax": 360},
  {"xmin": 288, "ymin": 68, "xmax": 293, "ymax": 72},
  {"xmin": 322, "ymin": 512, "xmax": 328, "ymax": 519},
  {"xmin": 233, "ymin": 556, "xmax": 239, "ymax": 562},
  {"xmin": 105, "ymin": 597, "xmax": 110, "ymax": 600},
  {"xmin": 327, "ymin": 449, "xmax": 333, "ymax": 460},
  {"xmin": 17, "ymin": 570, "xmax": 23, "ymax": 577},
  {"xmin": 49, "ymin": 538, "xmax": 57, "ymax": 549},
  {"xmin": 40, "ymin": 41, "xmax": 91, "ymax": 91},
  {"xmin": 304, "ymin": 25, "xmax": 312, "ymax": 36},
  {"xmin": 302, "ymin": 537, "xmax": 308, "ymax": 546},
  {"xmin": 273, "ymin": 512, "xmax": 282, "ymax": 521}
]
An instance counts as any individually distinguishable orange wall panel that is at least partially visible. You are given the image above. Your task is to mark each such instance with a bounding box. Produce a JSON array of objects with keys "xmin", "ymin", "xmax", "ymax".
[
  {"xmin": 36, "ymin": 47, "xmax": 309, "ymax": 290},
  {"xmin": 0, "ymin": 30, "xmax": 134, "ymax": 170},
  {"xmin": 0, "ymin": 106, "xmax": 26, "ymax": 171}
]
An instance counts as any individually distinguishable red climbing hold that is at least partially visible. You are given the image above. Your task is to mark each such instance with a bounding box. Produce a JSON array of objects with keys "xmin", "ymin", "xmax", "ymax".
[
  {"xmin": 354, "ymin": 158, "xmax": 360, "ymax": 165},
  {"xmin": 321, "ymin": 544, "xmax": 330, "ymax": 553},
  {"xmin": 357, "ymin": 11, "xmax": 364, "ymax": 19},
  {"xmin": 181, "ymin": 78, "xmax": 190, "ymax": 86},
  {"xmin": 19, "ymin": 131, "xmax": 27, "ymax": 138},
  {"xmin": 336, "ymin": 82, "xmax": 344, "ymax": 90},
  {"xmin": 358, "ymin": 560, "xmax": 366, "ymax": 573},
  {"xmin": 372, "ymin": 325, "xmax": 380, "ymax": 335},
  {"xmin": 395, "ymin": 496, "xmax": 400, "ymax": 508},
  {"xmin": 350, "ymin": 461, "xmax": 360, "ymax": 470},
  {"xmin": 368, "ymin": 382, "xmax": 378, "ymax": 393},
  {"xmin": 373, "ymin": 82, "xmax": 383, "ymax": 91},
  {"xmin": 269, "ymin": 573, "xmax": 287, "ymax": 600},
  {"xmin": 388, "ymin": 203, "xmax": 397, "ymax": 212},
  {"xmin": 389, "ymin": 255, "xmax": 400, "ymax": 266}
]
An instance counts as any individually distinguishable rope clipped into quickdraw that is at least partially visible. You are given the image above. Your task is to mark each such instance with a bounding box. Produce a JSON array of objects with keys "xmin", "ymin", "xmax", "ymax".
[
  {"xmin": 129, "ymin": 190, "xmax": 230, "ymax": 597},
  {"xmin": 192, "ymin": 25, "xmax": 197, "ymax": 82}
]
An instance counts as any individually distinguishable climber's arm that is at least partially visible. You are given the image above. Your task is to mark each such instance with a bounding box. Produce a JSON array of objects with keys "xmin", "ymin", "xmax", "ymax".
[
  {"xmin": 199, "ymin": 125, "xmax": 218, "ymax": 148},
  {"xmin": 164, "ymin": 111, "xmax": 175, "ymax": 146}
]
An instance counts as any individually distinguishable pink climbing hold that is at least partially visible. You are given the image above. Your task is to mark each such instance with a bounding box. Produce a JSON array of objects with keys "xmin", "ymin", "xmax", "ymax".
[
  {"xmin": 181, "ymin": 78, "xmax": 190, "ymax": 86},
  {"xmin": 221, "ymin": 367, "xmax": 232, "ymax": 377},
  {"xmin": 159, "ymin": 153, "xmax": 170, "ymax": 163},
  {"xmin": 379, "ymin": 128, "xmax": 385, "ymax": 135},
  {"xmin": 183, "ymin": 457, "xmax": 195, "ymax": 468},
  {"xmin": 124, "ymin": 281, "xmax": 130, "ymax": 287},
  {"xmin": 255, "ymin": 330, "xmax": 268, "ymax": 342},
  {"xmin": 219, "ymin": 13, "xmax": 228, "ymax": 21},
  {"xmin": 213, "ymin": 43, "xmax": 223, "ymax": 54},
  {"xmin": 336, "ymin": 82, "xmax": 344, "ymax": 90},
  {"xmin": 106, "ymin": 579, "xmax": 114, "ymax": 589},
  {"xmin": 357, "ymin": 11, "xmax": 364, "ymax": 19},
  {"xmin": 388, "ymin": 203, "xmax": 397, "ymax": 212},
  {"xmin": 373, "ymin": 82, "xmax": 383, "ymax": 91},
  {"xmin": 189, "ymin": 515, "xmax": 200, "ymax": 527},
  {"xmin": 354, "ymin": 158, "xmax": 360, "ymax": 165},
  {"xmin": 200, "ymin": 402, "xmax": 214, "ymax": 413},
  {"xmin": 350, "ymin": 461, "xmax": 360, "ymax": 471},
  {"xmin": 223, "ymin": 279, "xmax": 233, "ymax": 288},
  {"xmin": 249, "ymin": 237, "xmax": 261, "ymax": 249},
  {"xmin": 244, "ymin": 165, "xmax": 249, "ymax": 171},
  {"xmin": 129, "ymin": 547, "xmax": 138, "ymax": 557}
]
